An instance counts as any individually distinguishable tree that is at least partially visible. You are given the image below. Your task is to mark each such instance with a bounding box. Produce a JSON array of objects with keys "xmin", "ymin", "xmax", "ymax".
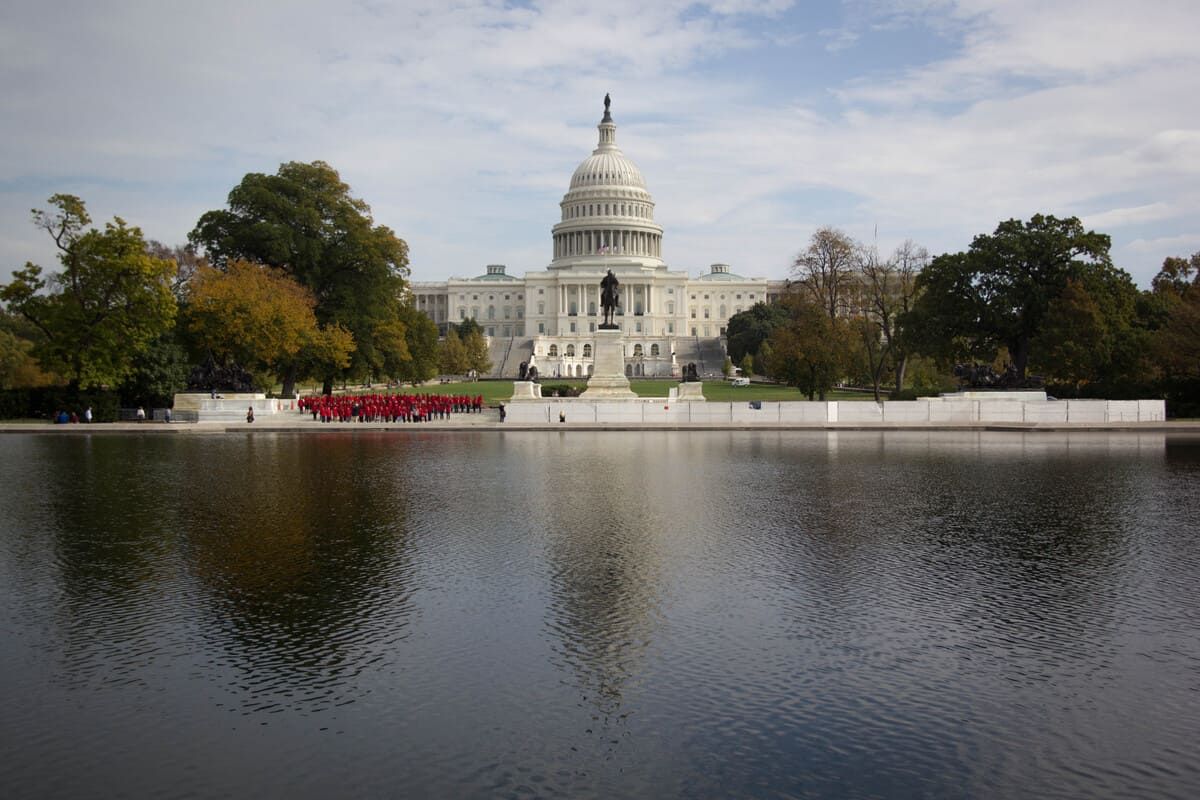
[
  {"xmin": 1029, "ymin": 279, "xmax": 1108, "ymax": 391},
  {"xmin": 0, "ymin": 327, "xmax": 53, "ymax": 389},
  {"xmin": 861, "ymin": 240, "xmax": 927, "ymax": 398},
  {"xmin": 739, "ymin": 353, "xmax": 754, "ymax": 377},
  {"xmin": 189, "ymin": 161, "xmax": 409, "ymax": 393},
  {"xmin": 392, "ymin": 304, "xmax": 440, "ymax": 384},
  {"xmin": 438, "ymin": 328, "xmax": 468, "ymax": 376},
  {"xmin": 118, "ymin": 333, "xmax": 190, "ymax": 408},
  {"xmin": 146, "ymin": 240, "xmax": 206, "ymax": 302},
  {"xmin": 1151, "ymin": 252, "xmax": 1199, "ymax": 297},
  {"xmin": 722, "ymin": 355, "xmax": 733, "ymax": 377},
  {"xmin": 1156, "ymin": 285, "xmax": 1200, "ymax": 381},
  {"xmin": 462, "ymin": 327, "xmax": 493, "ymax": 377},
  {"xmin": 455, "ymin": 317, "xmax": 483, "ymax": 339},
  {"xmin": 0, "ymin": 195, "xmax": 177, "ymax": 390},
  {"xmin": 765, "ymin": 293, "xmax": 854, "ymax": 400},
  {"xmin": 726, "ymin": 301, "xmax": 789, "ymax": 364},
  {"xmin": 792, "ymin": 227, "xmax": 861, "ymax": 322},
  {"xmin": 904, "ymin": 214, "xmax": 1112, "ymax": 380},
  {"xmin": 185, "ymin": 260, "xmax": 353, "ymax": 390}
]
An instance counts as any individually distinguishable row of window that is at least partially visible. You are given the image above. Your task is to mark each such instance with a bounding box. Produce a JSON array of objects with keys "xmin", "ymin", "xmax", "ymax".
[
  {"xmin": 458, "ymin": 306, "xmax": 524, "ymax": 321},
  {"xmin": 563, "ymin": 202, "xmax": 651, "ymax": 220},
  {"xmin": 690, "ymin": 305, "xmax": 742, "ymax": 319},
  {"xmin": 545, "ymin": 343, "xmax": 662, "ymax": 358},
  {"xmin": 536, "ymin": 320, "xmax": 676, "ymax": 335},
  {"xmin": 691, "ymin": 293, "xmax": 754, "ymax": 301}
]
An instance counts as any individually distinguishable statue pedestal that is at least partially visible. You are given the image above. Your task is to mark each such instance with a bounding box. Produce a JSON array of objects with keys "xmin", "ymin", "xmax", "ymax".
[
  {"xmin": 511, "ymin": 381, "xmax": 542, "ymax": 400},
  {"xmin": 581, "ymin": 329, "xmax": 636, "ymax": 399}
]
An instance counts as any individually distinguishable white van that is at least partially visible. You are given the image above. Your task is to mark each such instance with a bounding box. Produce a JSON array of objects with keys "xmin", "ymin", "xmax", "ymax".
[{"xmin": 731, "ymin": 377, "xmax": 750, "ymax": 387}]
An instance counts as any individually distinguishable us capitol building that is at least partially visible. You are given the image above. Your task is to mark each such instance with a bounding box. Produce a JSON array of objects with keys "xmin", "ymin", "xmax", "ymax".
[{"xmin": 410, "ymin": 97, "xmax": 786, "ymax": 378}]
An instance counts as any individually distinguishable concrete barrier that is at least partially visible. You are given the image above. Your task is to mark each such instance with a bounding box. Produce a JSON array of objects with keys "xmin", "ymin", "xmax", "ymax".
[
  {"xmin": 1023, "ymin": 402, "xmax": 1068, "ymax": 423},
  {"xmin": 731, "ymin": 401, "xmax": 779, "ymax": 423},
  {"xmin": 1106, "ymin": 400, "xmax": 1140, "ymax": 423},
  {"xmin": 1138, "ymin": 400, "xmax": 1166, "ymax": 421},
  {"xmin": 977, "ymin": 400, "xmax": 1025, "ymax": 423},
  {"xmin": 882, "ymin": 401, "xmax": 931, "ymax": 424},
  {"xmin": 487, "ymin": 396, "xmax": 1169, "ymax": 427},
  {"xmin": 779, "ymin": 402, "xmax": 830, "ymax": 423},
  {"xmin": 1067, "ymin": 400, "xmax": 1108, "ymax": 423},
  {"xmin": 929, "ymin": 400, "xmax": 977, "ymax": 423},
  {"xmin": 837, "ymin": 401, "xmax": 885, "ymax": 423}
]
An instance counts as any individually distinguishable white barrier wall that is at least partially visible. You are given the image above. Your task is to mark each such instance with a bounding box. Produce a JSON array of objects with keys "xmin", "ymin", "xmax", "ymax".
[
  {"xmin": 1138, "ymin": 400, "xmax": 1166, "ymax": 422},
  {"xmin": 1067, "ymin": 400, "xmax": 1108, "ymax": 423},
  {"xmin": 1023, "ymin": 403, "xmax": 1069, "ymax": 423},
  {"xmin": 976, "ymin": 401, "xmax": 1025, "ymax": 423},
  {"xmin": 500, "ymin": 398, "xmax": 1167, "ymax": 426},
  {"xmin": 779, "ymin": 403, "xmax": 832, "ymax": 423}
]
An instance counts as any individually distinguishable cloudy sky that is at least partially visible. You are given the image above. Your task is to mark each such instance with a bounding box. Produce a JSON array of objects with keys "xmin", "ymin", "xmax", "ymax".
[{"xmin": 2, "ymin": 0, "xmax": 1197, "ymax": 288}]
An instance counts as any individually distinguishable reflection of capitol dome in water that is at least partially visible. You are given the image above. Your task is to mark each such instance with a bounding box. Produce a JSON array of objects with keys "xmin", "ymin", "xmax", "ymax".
[{"xmin": 551, "ymin": 100, "xmax": 664, "ymax": 267}]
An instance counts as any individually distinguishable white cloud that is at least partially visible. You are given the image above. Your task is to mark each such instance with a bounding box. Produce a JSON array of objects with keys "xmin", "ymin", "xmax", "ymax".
[{"xmin": 2, "ymin": 0, "xmax": 1198, "ymax": 290}]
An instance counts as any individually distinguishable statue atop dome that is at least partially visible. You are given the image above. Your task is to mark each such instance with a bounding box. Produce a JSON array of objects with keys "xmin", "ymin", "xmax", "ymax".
[{"xmin": 602, "ymin": 92, "xmax": 612, "ymax": 123}]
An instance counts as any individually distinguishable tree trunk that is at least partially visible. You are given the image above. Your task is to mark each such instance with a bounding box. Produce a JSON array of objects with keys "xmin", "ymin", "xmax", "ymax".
[
  {"xmin": 1013, "ymin": 336, "xmax": 1031, "ymax": 381},
  {"xmin": 893, "ymin": 356, "xmax": 909, "ymax": 398},
  {"xmin": 280, "ymin": 365, "xmax": 298, "ymax": 399},
  {"xmin": 322, "ymin": 377, "xmax": 333, "ymax": 396}
]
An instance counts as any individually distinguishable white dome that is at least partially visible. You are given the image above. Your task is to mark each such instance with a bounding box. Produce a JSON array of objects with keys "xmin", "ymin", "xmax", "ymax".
[
  {"xmin": 569, "ymin": 151, "xmax": 646, "ymax": 190},
  {"xmin": 550, "ymin": 97, "xmax": 664, "ymax": 268}
]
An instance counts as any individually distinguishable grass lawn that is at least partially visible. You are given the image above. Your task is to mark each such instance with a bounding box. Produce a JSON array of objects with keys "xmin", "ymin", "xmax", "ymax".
[{"xmin": 702, "ymin": 382, "xmax": 876, "ymax": 402}]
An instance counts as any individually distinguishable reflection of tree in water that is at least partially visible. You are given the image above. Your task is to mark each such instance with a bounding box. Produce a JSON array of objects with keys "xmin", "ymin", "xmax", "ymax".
[
  {"xmin": 540, "ymin": 440, "xmax": 665, "ymax": 764},
  {"xmin": 35, "ymin": 434, "xmax": 419, "ymax": 713},
  {"xmin": 36, "ymin": 437, "xmax": 185, "ymax": 690},
  {"xmin": 176, "ymin": 434, "xmax": 418, "ymax": 714}
]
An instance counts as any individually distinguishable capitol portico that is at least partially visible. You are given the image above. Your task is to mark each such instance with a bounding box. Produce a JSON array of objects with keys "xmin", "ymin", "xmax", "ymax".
[{"xmin": 410, "ymin": 97, "xmax": 787, "ymax": 378}]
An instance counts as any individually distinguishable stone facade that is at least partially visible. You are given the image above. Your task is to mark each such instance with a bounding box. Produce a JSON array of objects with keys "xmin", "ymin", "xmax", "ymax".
[{"xmin": 409, "ymin": 99, "xmax": 788, "ymax": 378}]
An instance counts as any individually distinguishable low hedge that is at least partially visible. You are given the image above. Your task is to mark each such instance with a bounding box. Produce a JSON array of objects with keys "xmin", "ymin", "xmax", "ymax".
[{"xmin": 0, "ymin": 387, "xmax": 122, "ymax": 422}]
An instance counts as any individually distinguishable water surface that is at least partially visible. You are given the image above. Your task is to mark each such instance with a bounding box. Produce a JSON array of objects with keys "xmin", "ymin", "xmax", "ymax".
[{"xmin": 1, "ymin": 431, "xmax": 1197, "ymax": 798}]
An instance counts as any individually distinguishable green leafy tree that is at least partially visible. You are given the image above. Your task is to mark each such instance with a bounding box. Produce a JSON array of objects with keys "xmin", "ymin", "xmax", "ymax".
[
  {"xmin": 439, "ymin": 328, "xmax": 468, "ymax": 376},
  {"xmin": 392, "ymin": 304, "xmax": 439, "ymax": 384},
  {"xmin": 463, "ymin": 328, "xmax": 493, "ymax": 376},
  {"xmin": 1029, "ymin": 279, "xmax": 1108, "ymax": 391},
  {"xmin": 456, "ymin": 317, "xmax": 483, "ymax": 339},
  {"xmin": 722, "ymin": 355, "xmax": 733, "ymax": 377},
  {"xmin": 765, "ymin": 294, "xmax": 854, "ymax": 400},
  {"xmin": 189, "ymin": 161, "xmax": 409, "ymax": 394},
  {"xmin": 904, "ymin": 215, "xmax": 1113, "ymax": 379},
  {"xmin": 1150, "ymin": 253, "xmax": 1200, "ymax": 414},
  {"xmin": 0, "ymin": 195, "xmax": 177, "ymax": 390},
  {"xmin": 118, "ymin": 333, "xmax": 190, "ymax": 408},
  {"xmin": 739, "ymin": 353, "xmax": 754, "ymax": 378},
  {"xmin": 726, "ymin": 302, "xmax": 788, "ymax": 364}
]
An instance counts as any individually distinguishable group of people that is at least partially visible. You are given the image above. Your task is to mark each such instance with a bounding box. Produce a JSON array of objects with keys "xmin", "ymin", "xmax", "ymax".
[
  {"xmin": 53, "ymin": 407, "xmax": 92, "ymax": 424},
  {"xmin": 298, "ymin": 392, "xmax": 485, "ymax": 423}
]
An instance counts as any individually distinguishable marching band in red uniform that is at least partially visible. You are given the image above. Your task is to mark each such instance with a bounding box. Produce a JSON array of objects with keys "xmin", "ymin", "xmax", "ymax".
[{"xmin": 297, "ymin": 393, "xmax": 484, "ymax": 423}]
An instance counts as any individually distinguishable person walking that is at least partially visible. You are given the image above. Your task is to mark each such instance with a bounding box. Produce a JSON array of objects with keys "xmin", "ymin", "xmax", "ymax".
[
  {"xmin": 84, "ymin": 406, "xmax": 92, "ymax": 423},
  {"xmin": 246, "ymin": 406, "xmax": 255, "ymax": 423},
  {"xmin": 136, "ymin": 407, "xmax": 146, "ymax": 423}
]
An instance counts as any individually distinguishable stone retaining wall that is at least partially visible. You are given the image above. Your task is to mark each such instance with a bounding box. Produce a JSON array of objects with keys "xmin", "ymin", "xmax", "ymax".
[{"xmin": 503, "ymin": 398, "xmax": 1167, "ymax": 426}]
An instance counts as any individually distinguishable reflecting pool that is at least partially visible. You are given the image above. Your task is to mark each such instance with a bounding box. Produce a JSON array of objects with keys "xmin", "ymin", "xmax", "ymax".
[{"xmin": 1, "ymin": 431, "xmax": 1198, "ymax": 798}]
